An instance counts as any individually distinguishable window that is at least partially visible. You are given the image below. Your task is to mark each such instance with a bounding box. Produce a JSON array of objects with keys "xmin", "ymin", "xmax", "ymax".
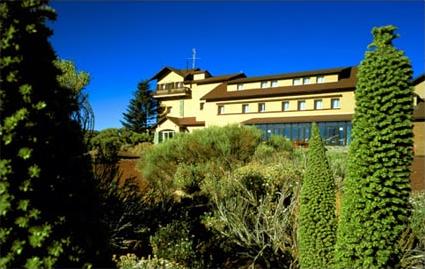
[
  {"xmin": 200, "ymin": 102, "xmax": 204, "ymax": 110},
  {"xmin": 298, "ymin": 100, "xmax": 306, "ymax": 111},
  {"xmin": 237, "ymin": 83, "xmax": 244, "ymax": 90},
  {"xmin": 271, "ymin": 80, "xmax": 278, "ymax": 87},
  {"xmin": 159, "ymin": 130, "xmax": 175, "ymax": 143},
  {"xmin": 293, "ymin": 78, "xmax": 302, "ymax": 85},
  {"xmin": 261, "ymin": 81, "xmax": 269, "ymax": 88},
  {"xmin": 282, "ymin": 101, "xmax": 290, "ymax": 111},
  {"xmin": 242, "ymin": 104, "xmax": 249, "ymax": 113},
  {"xmin": 314, "ymin": 99, "xmax": 323, "ymax": 110},
  {"xmin": 317, "ymin": 76, "xmax": 325, "ymax": 83},
  {"xmin": 218, "ymin": 105, "xmax": 224, "ymax": 114},
  {"xmin": 331, "ymin": 98, "xmax": 341, "ymax": 109},
  {"xmin": 303, "ymin": 77, "xmax": 310, "ymax": 84},
  {"xmin": 258, "ymin": 103, "xmax": 265, "ymax": 112}
]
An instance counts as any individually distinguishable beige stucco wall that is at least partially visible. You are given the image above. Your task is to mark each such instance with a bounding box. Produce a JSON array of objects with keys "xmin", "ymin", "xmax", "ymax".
[
  {"xmin": 414, "ymin": 121, "xmax": 425, "ymax": 156},
  {"xmin": 158, "ymin": 71, "xmax": 184, "ymax": 84},
  {"xmin": 156, "ymin": 118, "xmax": 180, "ymax": 133},
  {"xmin": 200, "ymin": 91, "xmax": 355, "ymax": 127},
  {"xmin": 227, "ymin": 74, "xmax": 339, "ymax": 92},
  {"xmin": 415, "ymin": 80, "xmax": 425, "ymax": 100}
]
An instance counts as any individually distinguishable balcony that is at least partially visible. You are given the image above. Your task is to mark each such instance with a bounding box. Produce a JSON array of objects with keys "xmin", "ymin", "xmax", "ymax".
[{"xmin": 153, "ymin": 82, "xmax": 191, "ymax": 99}]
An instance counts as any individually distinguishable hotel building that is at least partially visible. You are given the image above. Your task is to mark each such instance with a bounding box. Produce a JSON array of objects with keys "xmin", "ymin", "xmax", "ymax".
[{"xmin": 151, "ymin": 66, "xmax": 424, "ymax": 153}]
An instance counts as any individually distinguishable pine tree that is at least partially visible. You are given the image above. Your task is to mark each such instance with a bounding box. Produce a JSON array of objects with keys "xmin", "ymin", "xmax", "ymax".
[
  {"xmin": 0, "ymin": 1, "xmax": 110, "ymax": 267},
  {"xmin": 298, "ymin": 123, "xmax": 336, "ymax": 269},
  {"xmin": 334, "ymin": 25, "xmax": 414, "ymax": 269},
  {"xmin": 121, "ymin": 80, "xmax": 157, "ymax": 133}
]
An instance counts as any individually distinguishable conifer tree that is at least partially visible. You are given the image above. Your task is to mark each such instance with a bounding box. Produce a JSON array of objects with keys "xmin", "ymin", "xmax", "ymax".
[
  {"xmin": 121, "ymin": 81, "xmax": 157, "ymax": 133},
  {"xmin": 334, "ymin": 25, "xmax": 414, "ymax": 269},
  {"xmin": 0, "ymin": 1, "xmax": 109, "ymax": 267},
  {"xmin": 298, "ymin": 123, "xmax": 336, "ymax": 269}
]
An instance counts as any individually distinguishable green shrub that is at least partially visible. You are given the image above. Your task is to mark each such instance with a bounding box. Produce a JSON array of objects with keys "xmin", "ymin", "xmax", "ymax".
[
  {"xmin": 298, "ymin": 123, "xmax": 336, "ymax": 269},
  {"xmin": 267, "ymin": 135, "xmax": 293, "ymax": 152},
  {"xmin": 335, "ymin": 26, "xmax": 414, "ymax": 269},
  {"xmin": 139, "ymin": 125, "xmax": 261, "ymax": 200},
  {"xmin": 113, "ymin": 253, "xmax": 186, "ymax": 269},
  {"xmin": 149, "ymin": 220, "xmax": 196, "ymax": 267}
]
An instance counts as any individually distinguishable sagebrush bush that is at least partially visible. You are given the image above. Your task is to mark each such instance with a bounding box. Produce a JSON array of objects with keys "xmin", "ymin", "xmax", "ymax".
[
  {"xmin": 298, "ymin": 123, "xmax": 336, "ymax": 269},
  {"xmin": 203, "ymin": 161, "xmax": 302, "ymax": 268}
]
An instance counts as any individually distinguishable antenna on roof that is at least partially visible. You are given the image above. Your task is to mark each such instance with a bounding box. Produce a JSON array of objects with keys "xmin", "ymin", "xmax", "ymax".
[{"xmin": 186, "ymin": 48, "xmax": 200, "ymax": 69}]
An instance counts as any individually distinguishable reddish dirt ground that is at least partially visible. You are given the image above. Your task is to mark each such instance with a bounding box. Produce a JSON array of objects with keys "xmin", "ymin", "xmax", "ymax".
[
  {"xmin": 118, "ymin": 158, "xmax": 149, "ymax": 192},
  {"xmin": 411, "ymin": 156, "xmax": 425, "ymax": 192}
]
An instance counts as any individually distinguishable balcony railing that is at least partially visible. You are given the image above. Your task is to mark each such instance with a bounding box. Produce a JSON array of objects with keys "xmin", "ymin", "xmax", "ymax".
[{"xmin": 155, "ymin": 87, "xmax": 191, "ymax": 96}]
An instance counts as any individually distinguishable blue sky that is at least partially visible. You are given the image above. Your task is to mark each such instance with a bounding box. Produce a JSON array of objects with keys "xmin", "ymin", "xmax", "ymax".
[{"xmin": 49, "ymin": 1, "xmax": 425, "ymax": 131}]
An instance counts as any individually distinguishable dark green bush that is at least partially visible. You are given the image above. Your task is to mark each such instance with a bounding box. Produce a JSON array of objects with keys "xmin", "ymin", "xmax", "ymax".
[
  {"xmin": 298, "ymin": 123, "xmax": 336, "ymax": 269},
  {"xmin": 335, "ymin": 25, "xmax": 414, "ymax": 269}
]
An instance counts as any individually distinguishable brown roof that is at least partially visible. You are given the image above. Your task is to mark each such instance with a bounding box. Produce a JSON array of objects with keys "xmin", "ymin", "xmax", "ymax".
[
  {"xmin": 201, "ymin": 67, "xmax": 357, "ymax": 102},
  {"xmin": 150, "ymin": 66, "xmax": 210, "ymax": 81},
  {"xmin": 413, "ymin": 74, "xmax": 425, "ymax": 86},
  {"xmin": 414, "ymin": 102, "xmax": 425, "ymax": 121},
  {"xmin": 167, "ymin": 116, "xmax": 205, "ymax": 127},
  {"xmin": 187, "ymin": 73, "xmax": 246, "ymax": 85},
  {"xmin": 242, "ymin": 114, "xmax": 353, "ymax": 125},
  {"xmin": 228, "ymin": 66, "xmax": 353, "ymax": 84}
]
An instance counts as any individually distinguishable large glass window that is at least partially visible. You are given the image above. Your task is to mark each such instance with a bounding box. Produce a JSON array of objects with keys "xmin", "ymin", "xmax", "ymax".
[{"xmin": 252, "ymin": 121, "xmax": 352, "ymax": 146}]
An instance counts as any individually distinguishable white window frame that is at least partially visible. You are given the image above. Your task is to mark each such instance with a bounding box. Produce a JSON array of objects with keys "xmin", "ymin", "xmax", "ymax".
[
  {"xmin": 314, "ymin": 99, "xmax": 323, "ymax": 110},
  {"xmin": 293, "ymin": 78, "xmax": 302, "ymax": 86},
  {"xmin": 237, "ymin": 83, "xmax": 244, "ymax": 90},
  {"xmin": 271, "ymin": 80, "xmax": 278, "ymax": 87},
  {"xmin": 258, "ymin": 103, "xmax": 265, "ymax": 112},
  {"xmin": 331, "ymin": 98, "xmax": 341, "ymax": 109},
  {"xmin": 242, "ymin": 104, "xmax": 249, "ymax": 113},
  {"xmin": 303, "ymin": 77, "xmax": 310, "ymax": 84},
  {"xmin": 282, "ymin": 101, "xmax": 289, "ymax": 111},
  {"xmin": 298, "ymin": 100, "xmax": 306, "ymax": 111},
  {"xmin": 317, "ymin": 76, "xmax": 325, "ymax": 83},
  {"xmin": 218, "ymin": 105, "xmax": 224, "ymax": 114},
  {"xmin": 261, "ymin": 81, "xmax": 269, "ymax": 88}
]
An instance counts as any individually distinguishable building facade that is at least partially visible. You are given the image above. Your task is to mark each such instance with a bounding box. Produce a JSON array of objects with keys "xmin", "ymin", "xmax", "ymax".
[{"xmin": 151, "ymin": 66, "xmax": 424, "ymax": 150}]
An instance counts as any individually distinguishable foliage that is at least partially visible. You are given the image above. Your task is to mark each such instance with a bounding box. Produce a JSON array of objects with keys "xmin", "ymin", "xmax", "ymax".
[
  {"xmin": 121, "ymin": 81, "xmax": 157, "ymax": 133},
  {"xmin": 298, "ymin": 123, "xmax": 336, "ymax": 269},
  {"xmin": 335, "ymin": 25, "xmax": 414, "ymax": 269},
  {"xmin": 0, "ymin": 0, "xmax": 109, "ymax": 267},
  {"xmin": 203, "ymin": 162, "xmax": 302, "ymax": 268},
  {"xmin": 139, "ymin": 125, "xmax": 262, "ymax": 200},
  {"xmin": 113, "ymin": 253, "xmax": 187, "ymax": 269},
  {"xmin": 399, "ymin": 192, "xmax": 425, "ymax": 269},
  {"xmin": 149, "ymin": 220, "xmax": 196, "ymax": 267},
  {"xmin": 90, "ymin": 128, "xmax": 152, "ymax": 162},
  {"xmin": 55, "ymin": 59, "xmax": 94, "ymax": 132}
]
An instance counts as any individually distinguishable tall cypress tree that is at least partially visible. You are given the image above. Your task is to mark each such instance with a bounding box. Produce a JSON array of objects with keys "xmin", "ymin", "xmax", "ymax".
[
  {"xmin": 335, "ymin": 25, "xmax": 414, "ymax": 269},
  {"xmin": 0, "ymin": 1, "xmax": 109, "ymax": 267},
  {"xmin": 298, "ymin": 123, "xmax": 336, "ymax": 269},
  {"xmin": 121, "ymin": 80, "xmax": 157, "ymax": 133}
]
